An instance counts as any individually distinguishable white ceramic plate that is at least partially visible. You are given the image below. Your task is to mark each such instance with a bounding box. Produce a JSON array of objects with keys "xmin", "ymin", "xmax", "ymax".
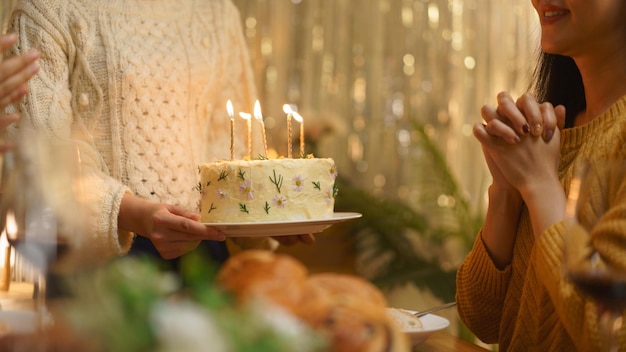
[
  {"xmin": 203, "ymin": 212, "xmax": 362, "ymax": 237},
  {"xmin": 388, "ymin": 308, "xmax": 450, "ymax": 346}
]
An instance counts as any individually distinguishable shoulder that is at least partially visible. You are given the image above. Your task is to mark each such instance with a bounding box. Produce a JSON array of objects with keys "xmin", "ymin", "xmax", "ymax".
[
  {"xmin": 13, "ymin": 0, "xmax": 94, "ymax": 35},
  {"xmin": 194, "ymin": 0, "xmax": 243, "ymax": 21},
  {"xmin": 15, "ymin": 0, "xmax": 68, "ymax": 19}
]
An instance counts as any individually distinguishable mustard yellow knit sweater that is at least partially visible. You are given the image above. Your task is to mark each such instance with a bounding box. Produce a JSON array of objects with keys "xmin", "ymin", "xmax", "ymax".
[{"xmin": 456, "ymin": 95, "xmax": 626, "ymax": 351}]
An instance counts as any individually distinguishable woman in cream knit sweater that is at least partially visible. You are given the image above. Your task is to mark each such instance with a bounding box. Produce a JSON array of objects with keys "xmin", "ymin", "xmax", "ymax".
[
  {"xmin": 5, "ymin": 0, "xmax": 269, "ymax": 266},
  {"xmin": 457, "ymin": 0, "xmax": 626, "ymax": 350}
]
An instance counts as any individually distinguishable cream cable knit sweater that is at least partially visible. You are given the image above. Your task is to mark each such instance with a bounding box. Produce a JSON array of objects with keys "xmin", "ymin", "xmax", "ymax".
[{"xmin": 6, "ymin": 0, "xmax": 261, "ymax": 262}]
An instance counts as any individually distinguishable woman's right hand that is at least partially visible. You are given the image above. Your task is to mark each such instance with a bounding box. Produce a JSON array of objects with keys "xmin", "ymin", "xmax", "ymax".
[
  {"xmin": 0, "ymin": 33, "xmax": 40, "ymax": 152},
  {"xmin": 474, "ymin": 92, "xmax": 567, "ymax": 240},
  {"xmin": 482, "ymin": 92, "xmax": 565, "ymax": 144},
  {"xmin": 119, "ymin": 193, "xmax": 226, "ymax": 259},
  {"xmin": 0, "ymin": 33, "xmax": 40, "ymax": 111}
]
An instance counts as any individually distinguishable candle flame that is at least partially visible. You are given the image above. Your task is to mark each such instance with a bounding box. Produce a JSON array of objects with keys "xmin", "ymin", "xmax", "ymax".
[
  {"xmin": 239, "ymin": 112, "xmax": 252, "ymax": 121},
  {"xmin": 254, "ymin": 100, "xmax": 263, "ymax": 121},
  {"xmin": 227, "ymin": 100, "xmax": 234, "ymax": 119},
  {"xmin": 292, "ymin": 111, "xmax": 303, "ymax": 123},
  {"xmin": 282, "ymin": 104, "xmax": 294, "ymax": 114},
  {"xmin": 283, "ymin": 104, "xmax": 302, "ymax": 122},
  {"xmin": 5, "ymin": 212, "xmax": 17, "ymax": 240}
]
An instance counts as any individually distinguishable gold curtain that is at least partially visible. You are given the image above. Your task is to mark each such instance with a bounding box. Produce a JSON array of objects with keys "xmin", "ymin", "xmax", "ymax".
[{"xmin": 233, "ymin": 0, "xmax": 538, "ymax": 209}]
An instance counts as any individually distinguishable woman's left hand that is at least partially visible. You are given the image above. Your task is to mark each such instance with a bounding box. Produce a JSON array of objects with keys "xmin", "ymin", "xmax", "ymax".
[
  {"xmin": 474, "ymin": 93, "xmax": 564, "ymax": 197},
  {"xmin": 474, "ymin": 93, "xmax": 567, "ymax": 238}
]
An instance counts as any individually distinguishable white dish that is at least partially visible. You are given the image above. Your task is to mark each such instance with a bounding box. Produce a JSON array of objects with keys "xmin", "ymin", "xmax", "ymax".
[
  {"xmin": 409, "ymin": 313, "xmax": 450, "ymax": 345},
  {"xmin": 203, "ymin": 212, "xmax": 362, "ymax": 237},
  {"xmin": 388, "ymin": 308, "xmax": 450, "ymax": 346}
]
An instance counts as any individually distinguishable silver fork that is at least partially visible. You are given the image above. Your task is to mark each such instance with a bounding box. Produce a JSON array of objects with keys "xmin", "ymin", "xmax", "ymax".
[{"xmin": 414, "ymin": 301, "xmax": 457, "ymax": 318}]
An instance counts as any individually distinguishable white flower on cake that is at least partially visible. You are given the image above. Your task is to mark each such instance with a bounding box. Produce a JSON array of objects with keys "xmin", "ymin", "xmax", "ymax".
[
  {"xmin": 292, "ymin": 175, "xmax": 305, "ymax": 192},
  {"xmin": 330, "ymin": 165, "xmax": 338, "ymax": 179},
  {"xmin": 325, "ymin": 189, "xmax": 334, "ymax": 205},
  {"xmin": 273, "ymin": 195, "xmax": 287, "ymax": 208},
  {"xmin": 240, "ymin": 180, "xmax": 254, "ymax": 199},
  {"xmin": 216, "ymin": 189, "xmax": 227, "ymax": 200}
]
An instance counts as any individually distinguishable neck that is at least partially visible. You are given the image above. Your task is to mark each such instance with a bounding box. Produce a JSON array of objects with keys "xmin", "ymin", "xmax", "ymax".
[{"xmin": 573, "ymin": 44, "xmax": 626, "ymax": 126}]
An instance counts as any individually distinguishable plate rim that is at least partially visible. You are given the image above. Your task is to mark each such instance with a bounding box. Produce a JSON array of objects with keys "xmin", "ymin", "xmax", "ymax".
[
  {"xmin": 202, "ymin": 212, "xmax": 362, "ymax": 227},
  {"xmin": 415, "ymin": 313, "xmax": 451, "ymax": 332}
]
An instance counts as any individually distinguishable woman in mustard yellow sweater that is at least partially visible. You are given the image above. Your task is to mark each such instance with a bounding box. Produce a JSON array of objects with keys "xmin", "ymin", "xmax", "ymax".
[{"xmin": 456, "ymin": 0, "xmax": 626, "ymax": 350}]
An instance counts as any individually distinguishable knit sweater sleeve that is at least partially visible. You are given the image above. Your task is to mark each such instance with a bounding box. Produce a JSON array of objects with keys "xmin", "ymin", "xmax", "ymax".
[
  {"xmin": 532, "ymin": 110, "xmax": 626, "ymax": 350},
  {"xmin": 456, "ymin": 230, "xmax": 511, "ymax": 343},
  {"xmin": 534, "ymin": 177, "xmax": 626, "ymax": 349},
  {"xmin": 7, "ymin": 2, "xmax": 132, "ymax": 263}
]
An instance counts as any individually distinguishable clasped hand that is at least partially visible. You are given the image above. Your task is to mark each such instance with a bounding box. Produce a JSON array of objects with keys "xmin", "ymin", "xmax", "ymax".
[{"xmin": 473, "ymin": 92, "xmax": 565, "ymax": 197}]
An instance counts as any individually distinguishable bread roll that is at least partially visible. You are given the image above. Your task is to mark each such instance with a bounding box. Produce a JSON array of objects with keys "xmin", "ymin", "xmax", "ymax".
[
  {"xmin": 295, "ymin": 295, "xmax": 408, "ymax": 352},
  {"xmin": 387, "ymin": 308, "xmax": 424, "ymax": 331},
  {"xmin": 216, "ymin": 250, "xmax": 409, "ymax": 351},
  {"xmin": 216, "ymin": 250, "xmax": 308, "ymax": 310},
  {"xmin": 305, "ymin": 273, "xmax": 388, "ymax": 308}
]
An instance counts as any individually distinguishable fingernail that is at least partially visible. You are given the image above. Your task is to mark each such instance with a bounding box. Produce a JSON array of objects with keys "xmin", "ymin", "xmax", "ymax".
[
  {"xmin": 532, "ymin": 123, "xmax": 543, "ymax": 135},
  {"xmin": 29, "ymin": 62, "xmax": 40, "ymax": 74},
  {"xmin": 544, "ymin": 130, "xmax": 554, "ymax": 142},
  {"xmin": 522, "ymin": 124, "xmax": 530, "ymax": 134},
  {"xmin": 27, "ymin": 49, "xmax": 40, "ymax": 60},
  {"xmin": 512, "ymin": 135, "xmax": 521, "ymax": 143}
]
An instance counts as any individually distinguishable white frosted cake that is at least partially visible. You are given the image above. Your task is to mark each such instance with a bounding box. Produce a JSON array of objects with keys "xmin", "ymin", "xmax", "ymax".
[{"xmin": 198, "ymin": 157, "xmax": 337, "ymax": 223}]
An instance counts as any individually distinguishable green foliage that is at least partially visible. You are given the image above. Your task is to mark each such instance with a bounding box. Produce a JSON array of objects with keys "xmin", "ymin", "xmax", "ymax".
[
  {"xmin": 334, "ymin": 122, "xmax": 484, "ymax": 304},
  {"xmin": 61, "ymin": 253, "xmax": 327, "ymax": 352},
  {"xmin": 63, "ymin": 257, "xmax": 170, "ymax": 352}
]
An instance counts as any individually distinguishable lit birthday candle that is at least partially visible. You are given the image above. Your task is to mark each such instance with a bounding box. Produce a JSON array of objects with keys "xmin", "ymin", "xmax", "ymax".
[
  {"xmin": 227, "ymin": 100, "xmax": 235, "ymax": 160},
  {"xmin": 282, "ymin": 104, "xmax": 293, "ymax": 158},
  {"xmin": 253, "ymin": 100, "xmax": 268, "ymax": 158},
  {"xmin": 291, "ymin": 110, "xmax": 304, "ymax": 157},
  {"xmin": 239, "ymin": 112, "xmax": 252, "ymax": 159}
]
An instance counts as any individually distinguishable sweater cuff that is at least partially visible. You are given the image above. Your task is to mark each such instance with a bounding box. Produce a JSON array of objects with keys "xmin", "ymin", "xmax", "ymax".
[{"xmin": 465, "ymin": 231, "xmax": 512, "ymax": 301}]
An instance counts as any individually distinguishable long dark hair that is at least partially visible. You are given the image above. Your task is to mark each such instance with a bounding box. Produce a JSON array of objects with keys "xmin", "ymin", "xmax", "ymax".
[{"xmin": 531, "ymin": 52, "xmax": 586, "ymax": 128}]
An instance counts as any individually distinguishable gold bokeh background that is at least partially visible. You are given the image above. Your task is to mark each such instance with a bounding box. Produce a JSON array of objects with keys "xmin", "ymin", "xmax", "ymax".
[
  {"xmin": 230, "ymin": 1, "xmax": 538, "ymax": 344},
  {"xmin": 233, "ymin": 0, "xmax": 537, "ymax": 204}
]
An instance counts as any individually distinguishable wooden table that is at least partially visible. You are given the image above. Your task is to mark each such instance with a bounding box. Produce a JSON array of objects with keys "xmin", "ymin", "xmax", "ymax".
[{"xmin": 414, "ymin": 331, "xmax": 490, "ymax": 352}]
